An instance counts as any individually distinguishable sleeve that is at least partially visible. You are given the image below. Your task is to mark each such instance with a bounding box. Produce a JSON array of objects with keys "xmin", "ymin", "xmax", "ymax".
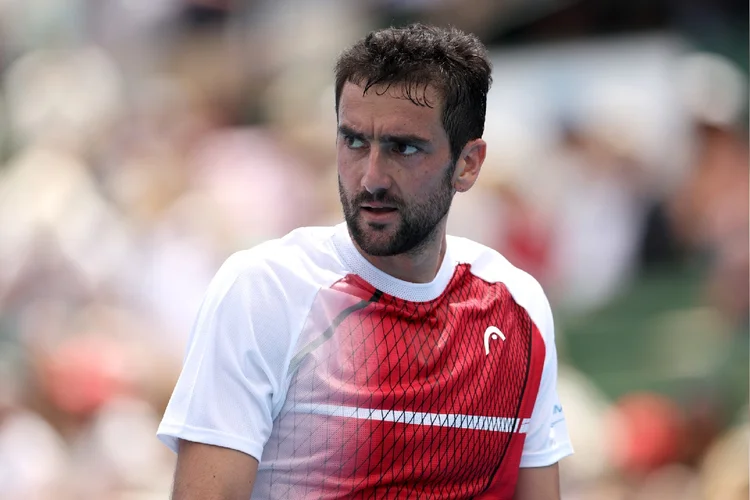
[
  {"xmin": 156, "ymin": 251, "xmax": 296, "ymax": 461},
  {"xmin": 519, "ymin": 289, "xmax": 575, "ymax": 468}
]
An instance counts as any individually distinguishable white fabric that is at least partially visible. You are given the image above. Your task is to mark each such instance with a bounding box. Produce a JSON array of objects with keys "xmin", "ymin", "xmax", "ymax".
[
  {"xmin": 157, "ymin": 223, "xmax": 573, "ymax": 468},
  {"xmin": 288, "ymin": 403, "xmax": 532, "ymax": 434}
]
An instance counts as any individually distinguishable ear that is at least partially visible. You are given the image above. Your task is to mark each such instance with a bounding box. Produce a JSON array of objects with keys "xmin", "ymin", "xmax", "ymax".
[{"xmin": 453, "ymin": 139, "xmax": 487, "ymax": 193}]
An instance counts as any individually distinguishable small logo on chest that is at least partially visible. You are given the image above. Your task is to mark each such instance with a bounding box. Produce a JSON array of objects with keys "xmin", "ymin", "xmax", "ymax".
[{"xmin": 483, "ymin": 326, "xmax": 506, "ymax": 355}]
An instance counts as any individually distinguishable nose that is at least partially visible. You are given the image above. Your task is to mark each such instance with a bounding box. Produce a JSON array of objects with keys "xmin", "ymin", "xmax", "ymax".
[{"xmin": 361, "ymin": 147, "xmax": 392, "ymax": 194}]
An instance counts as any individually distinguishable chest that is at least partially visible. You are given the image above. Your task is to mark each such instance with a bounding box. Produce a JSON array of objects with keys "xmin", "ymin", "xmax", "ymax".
[{"xmin": 260, "ymin": 276, "xmax": 543, "ymax": 498}]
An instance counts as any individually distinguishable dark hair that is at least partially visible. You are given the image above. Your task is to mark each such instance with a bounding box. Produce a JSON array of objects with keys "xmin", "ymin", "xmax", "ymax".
[{"xmin": 335, "ymin": 23, "xmax": 492, "ymax": 163}]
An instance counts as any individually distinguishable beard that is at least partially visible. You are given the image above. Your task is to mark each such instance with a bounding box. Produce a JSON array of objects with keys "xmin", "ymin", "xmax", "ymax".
[{"xmin": 339, "ymin": 163, "xmax": 456, "ymax": 257}]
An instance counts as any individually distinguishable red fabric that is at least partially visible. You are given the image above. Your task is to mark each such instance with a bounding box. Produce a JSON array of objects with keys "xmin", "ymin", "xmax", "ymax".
[{"xmin": 258, "ymin": 265, "xmax": 546, "ymax": 499}]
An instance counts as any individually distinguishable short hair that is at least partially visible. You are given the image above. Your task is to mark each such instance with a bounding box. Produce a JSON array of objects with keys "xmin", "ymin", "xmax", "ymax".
[{"xmin": 335, "ymin": 23, "xmax": 492, "ymax": 163}]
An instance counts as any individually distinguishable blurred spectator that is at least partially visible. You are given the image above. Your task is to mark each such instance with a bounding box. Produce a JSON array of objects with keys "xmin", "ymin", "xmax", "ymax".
[
  {"xmin": 670, "ymin": 123, "xmax": 749, "ymax": 324},
  {"xmin": 0, "ymin": 354, "xmax": 70, "ymax": 500},
  {"xmin": 543, "ymin": 123, "xmax": 649, "ymax": 313}
]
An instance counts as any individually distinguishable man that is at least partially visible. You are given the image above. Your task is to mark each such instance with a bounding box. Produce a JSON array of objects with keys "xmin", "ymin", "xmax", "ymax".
[{"xmin": 158, "ymin": 23, "xmax": 573, "ymax": 499}]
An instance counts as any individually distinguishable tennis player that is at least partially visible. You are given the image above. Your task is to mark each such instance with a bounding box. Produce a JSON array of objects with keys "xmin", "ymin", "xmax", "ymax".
[{"xmin": 158, "ymin": 23, "xmax": 573, "ymax": 499}]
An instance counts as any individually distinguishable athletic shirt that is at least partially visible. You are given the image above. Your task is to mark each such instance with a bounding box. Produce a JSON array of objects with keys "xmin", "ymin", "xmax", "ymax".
[{"xmin": 157, "ymin": 224, "xmax": 573, "ymax": 499}]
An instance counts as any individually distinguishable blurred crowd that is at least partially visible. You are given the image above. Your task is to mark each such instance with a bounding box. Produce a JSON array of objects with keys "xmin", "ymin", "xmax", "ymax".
[{"xmin": 0, "ymin": 1, "xmax": 747, "ymax": 499}]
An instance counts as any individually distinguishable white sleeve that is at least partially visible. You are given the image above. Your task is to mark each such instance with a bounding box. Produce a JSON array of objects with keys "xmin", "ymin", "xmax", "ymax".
[
  {"xmin": 519, "ymin": 290, "xmax": 574, "ymax": 468},
  {"xmin": 156, "ymin": 251, "xmax": 297, "ymax": 461}
]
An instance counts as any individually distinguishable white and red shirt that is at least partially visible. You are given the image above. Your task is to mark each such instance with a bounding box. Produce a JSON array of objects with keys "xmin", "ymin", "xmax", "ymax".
[{"xmin": 158, "ymin": 223, "xmax": 573, "ymax": 499}]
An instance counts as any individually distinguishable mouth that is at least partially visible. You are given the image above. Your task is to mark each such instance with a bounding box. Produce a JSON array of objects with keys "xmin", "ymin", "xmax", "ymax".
[
  {"xmin": 360, "ymin": 205, "xmax": 398, "ymax": 214},
  {"xmin": 359, "ymin": 205, "xmax": 399, "ymax": 223}
]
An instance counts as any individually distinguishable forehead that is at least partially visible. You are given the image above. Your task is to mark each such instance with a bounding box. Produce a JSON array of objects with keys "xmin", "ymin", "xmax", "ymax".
[{"xmin": 338, "ymin": 81, "xmax": 446, "ymax": 139}]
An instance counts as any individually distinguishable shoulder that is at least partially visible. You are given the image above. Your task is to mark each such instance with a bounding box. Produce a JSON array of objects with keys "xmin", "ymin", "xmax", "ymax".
[
  {"xmin": 198, "ymin": 226, "xmax": 348, "ymax": 331},
  {"xmin": 215, "ymin": 226, "xmax": 346, "ymax": 294},
  {"xmin": 187, "ymin": 226, "xmax": 348, "ymax": 367},
  {"xmin": 448, "ymin": 235, "xmax": 553, "ymax": 341}
]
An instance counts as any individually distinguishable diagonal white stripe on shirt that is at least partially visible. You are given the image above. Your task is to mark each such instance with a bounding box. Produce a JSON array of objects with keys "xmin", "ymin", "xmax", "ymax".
[{"xmin": 290, "ymin": 403, "xmax": 531, "ymax": 434}]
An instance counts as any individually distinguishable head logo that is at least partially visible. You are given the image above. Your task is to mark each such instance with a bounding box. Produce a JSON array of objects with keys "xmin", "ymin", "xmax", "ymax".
[{"xmin": 484, "ymin": 326, "xmax": 506, "ymax": 355}]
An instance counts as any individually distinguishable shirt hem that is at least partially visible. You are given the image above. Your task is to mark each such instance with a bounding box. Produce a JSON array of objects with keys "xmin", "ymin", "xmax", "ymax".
[
  {"xmin": 519, "ymin": 442, "xmax": 575, "ymax": 468},
  {"xmin": 156, "ymin": 422, "xmax": 265, "ymax": 462}
]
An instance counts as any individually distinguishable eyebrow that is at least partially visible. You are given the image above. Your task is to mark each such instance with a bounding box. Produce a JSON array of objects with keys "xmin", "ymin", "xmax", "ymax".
[{"xmin": 338, "ymin": 124, "xmax": 431, "ymax": 147}]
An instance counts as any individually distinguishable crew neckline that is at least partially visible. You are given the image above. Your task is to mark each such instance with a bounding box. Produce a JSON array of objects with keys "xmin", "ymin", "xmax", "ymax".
[{"xmin": 331, "ymin": 223, "xmax": 456, "ymax": 303}]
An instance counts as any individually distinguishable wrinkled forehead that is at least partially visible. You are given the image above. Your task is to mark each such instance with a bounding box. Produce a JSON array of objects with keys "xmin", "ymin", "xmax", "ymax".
[
  {"xmin": 338, "ymin": 81, "xmax": 447, "ymax": 140},
  {"xmin": 346, "ymin": 77, "xmax": 445, "ymax": 111}
]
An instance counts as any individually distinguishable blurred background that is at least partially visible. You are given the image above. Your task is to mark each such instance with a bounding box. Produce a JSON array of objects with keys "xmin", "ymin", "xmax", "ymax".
[{"xmin": 0, "ymin": 0, "xmax": 747, "ymax": 498}]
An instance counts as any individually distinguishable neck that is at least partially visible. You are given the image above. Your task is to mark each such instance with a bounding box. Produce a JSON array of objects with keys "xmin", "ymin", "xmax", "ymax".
[{"xmin": 353, "ymin": 225, "xmax": 448, "ymax": 284}]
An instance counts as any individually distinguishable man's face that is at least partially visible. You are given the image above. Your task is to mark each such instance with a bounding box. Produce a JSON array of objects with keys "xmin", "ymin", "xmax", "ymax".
[{"xmin": 337, "ymin": 81, "xmax": 456, "ymax": 257}]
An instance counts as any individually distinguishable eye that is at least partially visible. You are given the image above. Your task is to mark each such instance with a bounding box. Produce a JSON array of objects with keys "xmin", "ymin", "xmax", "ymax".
[
  {"xmin": 344, "ymin": 135, "xmax": 366, "ymax": 150},
  {"xmin": 393, "ymin": 143, "xmax": 419, "ymax": 156}
]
